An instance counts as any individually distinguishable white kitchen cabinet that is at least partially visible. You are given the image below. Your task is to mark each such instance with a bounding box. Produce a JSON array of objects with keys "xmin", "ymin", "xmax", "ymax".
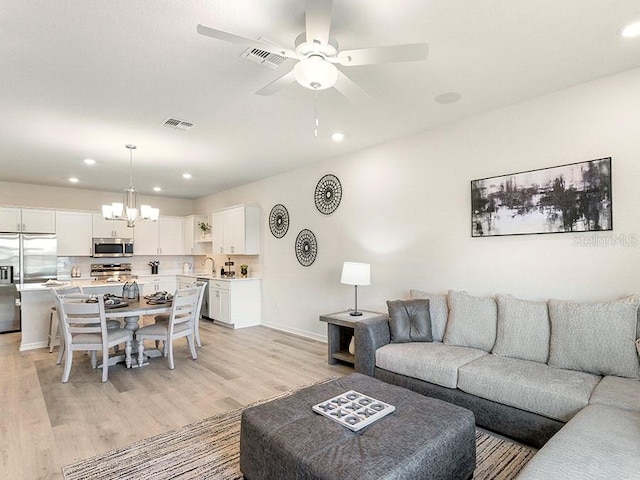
[
  {"xmin": 0, "ymin": 207, "xmax": 55, "ymax": 233},
  {"xmin": 133, "ymin": 220, "xmax": 158, "ymax": 255},
  {"xmin": 212, "ymin": 205, "xmax": 260, "ymax": 255},
  {"xmin": 158, "ymin": 216, "xmax": 183, "ymax": 255},
  {"xmin": 92, "ymin": 214, "xmax": 133, "ymax": 238},
  {"xmin": 55, "ymin": 210, "xmax": 92, "ymax": 256},
  {"xmin": 139, "ymin": 275, "xmax": 177, "ymax": 296},
  {"xmin": 183, "ymin": 215, "xmax": 209, "ymax": 255},
  {"xmin": 208, "ymin": 278, "xmax": 260, "ymax": 328},
  {"xmin": 131, "ymin": 216, "xmax": 183, "ymax": 255},
  {"xmin": 176, "ymin": 275, "xmax": 197, "ymax": 289}
]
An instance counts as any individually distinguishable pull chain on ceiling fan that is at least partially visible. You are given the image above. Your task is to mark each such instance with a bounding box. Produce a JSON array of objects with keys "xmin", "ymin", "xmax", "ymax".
[{"xmin": 196, "ymin": 0, "xmax": 429, "ymax": 103}]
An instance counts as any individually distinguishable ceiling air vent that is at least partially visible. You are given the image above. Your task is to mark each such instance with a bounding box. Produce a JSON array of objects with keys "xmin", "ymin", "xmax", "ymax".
[
  {"xmin": 162, "ymin": 118, "xmax": 194, "ymax": 131},
  {"xmin": 241, "ymin": 47, "xmax": 286, "ymax": 70}
]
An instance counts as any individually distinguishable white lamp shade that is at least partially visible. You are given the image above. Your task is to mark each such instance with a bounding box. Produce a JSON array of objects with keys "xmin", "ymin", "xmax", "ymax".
[
  {"xmin": 294, "ymin": 56, "xmax": 338, "ymax": 90},
  {"xmin": 341, "ymin": 262, "xmax": 371, "ymax": 286}
]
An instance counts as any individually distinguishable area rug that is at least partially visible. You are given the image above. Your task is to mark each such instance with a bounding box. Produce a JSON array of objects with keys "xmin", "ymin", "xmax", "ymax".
[{"xmin": 63, "ymin": 383, "xmax": 536, "ymax": 480}]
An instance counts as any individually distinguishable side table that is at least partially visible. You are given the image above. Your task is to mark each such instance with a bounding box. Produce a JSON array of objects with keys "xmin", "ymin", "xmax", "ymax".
[{"xmin": 319, "ymin": 310, "xmax": 386, "ymax": 366}]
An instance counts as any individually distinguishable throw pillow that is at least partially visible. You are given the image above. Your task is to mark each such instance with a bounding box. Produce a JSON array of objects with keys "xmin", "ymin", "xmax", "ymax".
[
  {"xmin": 409, "ymin": 290, "xmax": 449, "ymax": 342},
  {"xmin": 548, "ymin": 296, "xmax": 640, "ymax": 379},
  {"xmin": 386, "ymin": 299, "xmax": 433, "ymax": 343},
  {"xmin": 493, "ymin": 294, "xmax": 550, "ymax": 363},
  {"xmin": 443, "ymin": 290, "xmax": 497, "ymax": 352}
]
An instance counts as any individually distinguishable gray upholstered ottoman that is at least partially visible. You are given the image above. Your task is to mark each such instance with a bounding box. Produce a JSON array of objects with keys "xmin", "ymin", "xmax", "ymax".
[{"xmin": 240, "ymin": 373, "xmax": 475, "ymax": 480}]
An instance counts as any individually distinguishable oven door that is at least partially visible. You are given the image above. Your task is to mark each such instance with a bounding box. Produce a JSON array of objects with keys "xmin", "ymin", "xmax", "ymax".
[{"xmin": 92, "ymin": 239, "xmax": 124, "ymax": 257}]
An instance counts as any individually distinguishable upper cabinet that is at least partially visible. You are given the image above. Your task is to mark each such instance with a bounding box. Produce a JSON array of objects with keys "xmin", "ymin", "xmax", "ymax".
[
  {"xmin": 133, "ymin": 216, "xmax": 184, "ymax": 255},
  {"xmin": 212, "ymin": 205, "xmax": 260, "ymax": 255},
  {"xmin": 0, "ymin": 207, "xmax": 55, "ymax": 233},
  {"xmin": 92, "ymin": 214, "xmax": 133, "ymax": 238},
  {"xmin": 56, "ymin": 211, "xmax": 92, "ymax": 256}
]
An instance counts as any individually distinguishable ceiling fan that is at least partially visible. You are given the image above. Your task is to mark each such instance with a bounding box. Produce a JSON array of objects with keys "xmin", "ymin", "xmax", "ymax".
[{"xmin": 196, "ymin": 0, "xmax": 429, "ymax": 103}]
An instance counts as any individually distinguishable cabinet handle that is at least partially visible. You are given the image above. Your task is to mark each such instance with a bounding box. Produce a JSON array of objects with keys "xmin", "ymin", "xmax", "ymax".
[
  {"xmin": 17, "ymin": 223, "xmax": 20, "ymax": 231},
  {"xmin": 22, "ymin": 223, "xmax": 26, "ymax": 231}
]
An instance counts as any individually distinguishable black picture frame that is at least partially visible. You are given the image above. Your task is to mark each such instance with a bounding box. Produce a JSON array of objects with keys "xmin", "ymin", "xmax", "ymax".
[{"xmin": 471, "ymin": 157, "xmax": 612, "ymax": 237}]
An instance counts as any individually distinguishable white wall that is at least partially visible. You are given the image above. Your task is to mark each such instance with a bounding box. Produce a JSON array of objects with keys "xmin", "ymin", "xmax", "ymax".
[
  {"xmin": 0, "ymin": 180, "xmax": 194, "ymax": 216},
  {"xmin": 194, "ymin": 67, "xmax": 640, "ymax": 341}
]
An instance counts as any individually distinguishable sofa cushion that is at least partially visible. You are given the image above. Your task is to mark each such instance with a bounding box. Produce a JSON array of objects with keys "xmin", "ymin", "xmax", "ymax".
[
  {"xmin": 386, "ymin": 299, "xmax": 432, "ymax": 343},
  {"xmin": 443, "ymin": 290, "xmax": 497, "ymax": 352},
  {"xmin": 589, "ymin": 375, "xmax": 640, "ymax": 414},
  {"xmin": 458, "ymin": 354, "xmax": 601, "ymax": 422},
  {"xmin": 493, "ymin": 294, "xmax": 550, "ymax": 364},
  {"xmin": 409, "ymin": 290, "xmax": 449, "ymax": 342},
  {"xmin": 375, "ymin": 342, "xmax": 487, "ymax": 389},
  {"xmin": 548, "ymin": 296, "xmax": 640, "ymax": 379},
  {"xmin": 515, "ymin": 404, "xmax": 640, "ymax": 480}
]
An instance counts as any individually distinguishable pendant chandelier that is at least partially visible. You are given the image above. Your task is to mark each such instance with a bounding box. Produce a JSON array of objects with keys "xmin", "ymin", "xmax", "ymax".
[{"xmin": 102, "ymin": 144, "xmax": 159, "ymax": 228}]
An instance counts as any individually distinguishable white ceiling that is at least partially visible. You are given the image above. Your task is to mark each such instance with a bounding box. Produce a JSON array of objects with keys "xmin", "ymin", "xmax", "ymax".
[{"xmin": 2, "ymin": 1, "xmax": 640, "ymax": 199}]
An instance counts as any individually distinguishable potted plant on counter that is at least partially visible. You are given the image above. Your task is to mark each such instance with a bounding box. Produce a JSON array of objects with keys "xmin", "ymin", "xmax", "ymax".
[
  {"xmin": 198, "ymin": 221, "xmax": 212, "ymax": 240},
  {"xmin": 240, "ymin": 264, "xmax": 248, "ymax": 278}
]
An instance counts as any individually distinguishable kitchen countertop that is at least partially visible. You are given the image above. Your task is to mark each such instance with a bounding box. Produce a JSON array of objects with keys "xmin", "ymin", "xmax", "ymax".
[{"xmin": 17, "ymin": 273, "xmax": 260, "ymax": 292}]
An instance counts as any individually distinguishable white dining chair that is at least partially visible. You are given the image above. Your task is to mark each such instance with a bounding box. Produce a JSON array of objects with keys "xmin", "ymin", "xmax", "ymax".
[
  {"xmin": 55, "ymin": 293, "xmax": 133, "ymax": 383},
  {"xmin": 49, "ymin": 287, "xmax": 121, "ymax": 365},
  {"xmin": 136, "ymin": 286, "xmax": 200, "ymax": 369},
  {"xmin": 153, "ymin": 282, "xmax": 207, "ymax": 348}
]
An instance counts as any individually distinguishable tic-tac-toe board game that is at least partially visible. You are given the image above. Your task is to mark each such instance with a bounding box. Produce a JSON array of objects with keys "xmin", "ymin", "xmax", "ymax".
[{"xmin": 312, "ymin": 390, "xmax": 395, "ymax": 431}]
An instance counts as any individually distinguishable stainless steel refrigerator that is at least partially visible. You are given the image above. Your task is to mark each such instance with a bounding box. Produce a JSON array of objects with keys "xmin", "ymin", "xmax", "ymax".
[{"xmin": 0, "ymin": 233, "xmax": 57, "ymax": 332}]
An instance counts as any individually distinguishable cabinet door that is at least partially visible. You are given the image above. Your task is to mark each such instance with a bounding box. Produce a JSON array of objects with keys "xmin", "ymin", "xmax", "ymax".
[
  {"xmin": 92, "ymin": 214, "xmax": 113, "ymax": 237},
  {"xmin": 113, "ymin": 220, "xmax": 133, "ymax": 238},
  {"xmin": 55, "ymin": 211, "xmax": 92, "ymax": 256},
  {"xmin": 182, "ymin": 216, "xmax": 195, "ymax": 255},
  {"xmin": 212, "ymin": 211, "xmax": 225, "ymax": 254},
  {"xmin": 134, "ymin": 220, "xmax": 159, "ymax": 255},
  {"xmin": 219, "ymin": 288, "xmax": 230, "ymax": 324},
  {"xmin": 21, "ymin": 209, "xmax": 56, "ymax": 233},
  {"xmin": 0, "ymin": 207, "xmax": 21, "ymax": 232},
  {"xmin": 158, "ymin": 217, "xmax": 183, "ymax": 255},
  {"xmin": 226, "ymin": 207, "xmax": 245, "ymax": 254}
]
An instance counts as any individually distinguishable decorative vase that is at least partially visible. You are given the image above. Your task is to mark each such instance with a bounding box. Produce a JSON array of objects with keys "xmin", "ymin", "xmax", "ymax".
[{"xmin": 348, "ymin": 336, "xmax": 355, "ymax": 356}]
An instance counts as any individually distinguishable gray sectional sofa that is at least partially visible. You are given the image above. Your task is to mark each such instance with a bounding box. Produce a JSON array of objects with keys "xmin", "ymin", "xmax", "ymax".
[{"xmin": 354, "ymin": 290, "xmax": 640, "ymax": 479}]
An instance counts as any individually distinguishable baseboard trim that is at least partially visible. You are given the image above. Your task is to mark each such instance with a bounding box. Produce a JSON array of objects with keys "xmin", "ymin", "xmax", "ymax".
[
  {"xmin": 261, "ymin": 321, "xmax": 326, "ymax": 343},
  {"xmin": 20, "ymin": 341, "xmax": 48, "ymax": 351}
]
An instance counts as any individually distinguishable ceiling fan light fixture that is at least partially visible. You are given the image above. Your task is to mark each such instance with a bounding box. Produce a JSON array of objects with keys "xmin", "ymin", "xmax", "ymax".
[{"xmin": 294, "ymin": 55, "xmax": 338, "ymax": 90}]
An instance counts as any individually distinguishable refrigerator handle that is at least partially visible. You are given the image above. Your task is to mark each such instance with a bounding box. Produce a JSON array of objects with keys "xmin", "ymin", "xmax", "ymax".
[{"xmin": 18, "ymin": 234, "xmax": 23, "ymax": 284}]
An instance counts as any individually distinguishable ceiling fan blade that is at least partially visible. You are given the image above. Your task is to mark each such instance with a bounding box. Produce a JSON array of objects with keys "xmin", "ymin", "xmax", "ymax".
[
  {"xmin": 256, "ymin": 70, "xmax": 297, "ymax": 96},
  {"xmin": 196, "ymin": 24, "xmax": 296, "ymax": 59},
  {"xmin": 305, "ymin": 0, "xmax": 333, "ymax": 45},
  {"xmin": 333, "ymin": 71, "xmax": 370, "ymax": 104},
  {"xmin": 336, "ymin": 43, "xmax": 429, "ymax": 66}
]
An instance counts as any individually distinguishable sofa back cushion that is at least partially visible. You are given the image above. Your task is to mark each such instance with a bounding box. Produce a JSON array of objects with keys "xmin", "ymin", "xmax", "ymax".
[
  {"xmin": 409, "ymin": 290, "xmax": 448, "ymax": 342},
  {"xmin": 548, "ymin": 296, "xmax": 640, "ymax": 379},
  {"xmin": 443, "ymin": 290, "xmax": 497, "ymax": 352},
  {"xmin": 493, "ymin": 294, "xmax": 550, "ymax": 363},
  {"xmin": 386, "ymin": 299, "xmax": 433, "ymax": 343}
]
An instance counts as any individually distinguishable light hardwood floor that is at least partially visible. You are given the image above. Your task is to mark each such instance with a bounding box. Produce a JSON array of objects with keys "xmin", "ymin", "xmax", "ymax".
[{"xmin": 0, "ymin": 318, "xmax": 351, "ymax": 479}]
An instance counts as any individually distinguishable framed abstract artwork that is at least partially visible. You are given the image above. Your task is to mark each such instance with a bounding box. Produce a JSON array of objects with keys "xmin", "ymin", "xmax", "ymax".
[{"xmin": 471, "ymin": 157, "xmax": 612, "ymax": 237}]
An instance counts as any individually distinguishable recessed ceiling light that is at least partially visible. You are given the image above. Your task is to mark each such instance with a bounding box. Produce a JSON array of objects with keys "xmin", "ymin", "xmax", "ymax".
[
  {"xmin": 68, "ymin": 177, "xmax": 79, "ymax": 183},
  {"xmin": 331, "ymin": 132, "xmax": 345, "ymax": 142},
  {"xmin": 153, "ymin": 186, "xmax": 162, "ymax": 192},
  {"xmin": 620, "ymin": 20, "xmax": 640, "ymax": 38},
  {"xmin": 83, "ymin": 158, "xmax": 96, "ymax": 165},
  {"xmin": 182, "ymin": 173, "xmax": 192, "ymax": 179}
]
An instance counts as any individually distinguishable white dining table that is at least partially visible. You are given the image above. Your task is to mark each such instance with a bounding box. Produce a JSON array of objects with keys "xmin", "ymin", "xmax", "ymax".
[{"xmin": 103, "ymin": 299, "xmax": 172, "ymax": 367}]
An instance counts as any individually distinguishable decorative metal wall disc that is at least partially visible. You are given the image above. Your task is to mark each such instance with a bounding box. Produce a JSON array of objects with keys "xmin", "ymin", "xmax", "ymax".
[
  {"xmin": 295, "ymin": 229, "xmax": 318, "ymax": 267},
  {"xmin": 269, "ymin": 204, "xmax": 290, "ymax": 238},
  {"xmin": 314, "ymin": 174, "xmax": 342, "ymax": 215}
]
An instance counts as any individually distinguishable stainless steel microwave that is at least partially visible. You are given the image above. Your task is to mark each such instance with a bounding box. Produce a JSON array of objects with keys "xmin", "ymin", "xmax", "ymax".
[{"xmin": 92, "ymin": 238, "xmax": 134, "ymax": 258}]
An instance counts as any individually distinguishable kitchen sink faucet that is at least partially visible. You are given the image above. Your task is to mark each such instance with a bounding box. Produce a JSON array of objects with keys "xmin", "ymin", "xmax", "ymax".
[{"xmin": 202, "ymin": 257, "xmax": 215, "ymax": 275}]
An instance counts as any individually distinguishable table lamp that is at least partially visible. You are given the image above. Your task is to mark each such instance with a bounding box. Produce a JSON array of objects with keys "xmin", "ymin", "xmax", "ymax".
[{"xmin": 341, "ymin": 262, "xmax": 371, "ymax": 316}]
